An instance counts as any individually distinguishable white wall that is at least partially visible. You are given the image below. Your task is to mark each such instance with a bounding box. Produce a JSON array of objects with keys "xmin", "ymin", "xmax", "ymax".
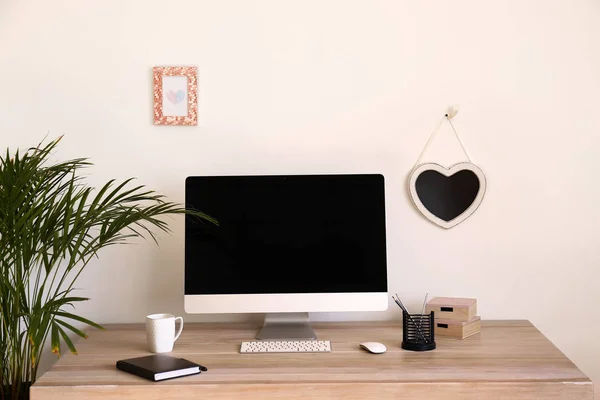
[{"xmin": 1, "ymin": 0, "xmax": 600, "ymax": 391}]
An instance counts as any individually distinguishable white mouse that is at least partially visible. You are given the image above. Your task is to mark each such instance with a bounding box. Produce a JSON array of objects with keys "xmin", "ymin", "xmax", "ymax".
[{"xmin": 359, "ymin": 342, "xmax": 387, "ymax": 354}]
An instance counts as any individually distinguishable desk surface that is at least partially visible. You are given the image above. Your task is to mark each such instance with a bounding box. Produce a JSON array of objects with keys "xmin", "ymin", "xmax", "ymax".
[{"xmin": 31, "ymin": 320, "xmax": 593, "ymax": 400}]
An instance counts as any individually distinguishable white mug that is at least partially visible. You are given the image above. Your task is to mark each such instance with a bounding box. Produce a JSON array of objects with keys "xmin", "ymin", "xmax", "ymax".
[{"xmin": 146, "ymin": 313, "xmax": 184, "ymax": 353}]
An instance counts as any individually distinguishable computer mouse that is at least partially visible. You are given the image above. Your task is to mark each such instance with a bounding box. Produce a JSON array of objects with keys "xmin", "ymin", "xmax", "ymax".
[{"xmin": 359, "ymin": 342, "xmax": 387, "ymax": 354}]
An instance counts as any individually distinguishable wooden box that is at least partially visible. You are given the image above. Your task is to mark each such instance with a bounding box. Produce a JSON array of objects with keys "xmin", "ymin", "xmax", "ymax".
[
  {"xmin": 435, "ymin": 316, "xmax": 481, "ymax": 339},
  {"xmin": 425, "ymin": 297, "xmax": 477, "ymax": 322}
]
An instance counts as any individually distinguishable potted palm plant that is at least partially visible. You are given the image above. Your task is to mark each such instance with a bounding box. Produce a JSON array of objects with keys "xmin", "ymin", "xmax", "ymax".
[{"xmin": 0, "ymin": 137, "xmax": 216, "ymax": 399}]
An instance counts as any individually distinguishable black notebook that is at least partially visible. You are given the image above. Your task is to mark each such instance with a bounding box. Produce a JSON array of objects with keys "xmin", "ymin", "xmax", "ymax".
[{"xmin": 116, "ymin": 355, "xmax": 201, "ymax": 382}]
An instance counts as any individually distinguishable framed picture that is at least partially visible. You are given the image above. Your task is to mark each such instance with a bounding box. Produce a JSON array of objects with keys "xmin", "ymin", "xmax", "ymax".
[{"xmin": 153, "ymin": 66, "xmax": 197, "ymax": 125}]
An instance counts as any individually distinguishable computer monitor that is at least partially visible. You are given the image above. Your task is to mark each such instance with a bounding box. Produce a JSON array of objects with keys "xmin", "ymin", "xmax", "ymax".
[{"xmin": 184, "ymin": 174, "xmax": 388, "ymax": 340}]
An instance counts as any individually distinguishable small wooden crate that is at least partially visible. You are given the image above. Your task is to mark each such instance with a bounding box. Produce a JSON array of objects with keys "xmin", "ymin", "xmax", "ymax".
[
  {"xmin": 435, "ymin": 316, "xmax": 481, "ymax": 339},
  {"xmin": 425, "ymin": 297, "xmax": 477, "ymax": 322}
]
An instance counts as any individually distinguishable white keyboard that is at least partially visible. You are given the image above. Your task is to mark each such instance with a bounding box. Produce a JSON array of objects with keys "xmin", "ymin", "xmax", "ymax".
[{"xmin": 240, "ymin": 340, "xmax": 332, "ymax": 353}]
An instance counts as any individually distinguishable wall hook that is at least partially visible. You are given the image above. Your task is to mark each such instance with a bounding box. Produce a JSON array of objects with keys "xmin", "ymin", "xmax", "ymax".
[{"xmin": 446, "ymin": 105, "xmax": 460, "ymax": 120}]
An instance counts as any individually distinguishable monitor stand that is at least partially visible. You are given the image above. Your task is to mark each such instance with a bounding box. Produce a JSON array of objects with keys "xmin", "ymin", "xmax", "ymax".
[{"xmin": 256, "ymin": 312, "xmax": 317, "ymax": 340}]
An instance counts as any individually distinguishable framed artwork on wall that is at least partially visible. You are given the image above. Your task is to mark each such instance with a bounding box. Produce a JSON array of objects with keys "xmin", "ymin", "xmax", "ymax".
[{"xmin": 153, "ymin": 66, "xmax": 197, "ymax": 126}]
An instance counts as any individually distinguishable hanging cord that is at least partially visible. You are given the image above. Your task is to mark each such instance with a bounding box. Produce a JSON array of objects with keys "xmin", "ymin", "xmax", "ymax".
[
  {"xmin": 412, "ymin": 111, "xmax": 471, "ymax": 170},
  {"xmin": 412, "ymin": 115, "xmax": 445, "ymax": 170},
  {"xmin": 446, "ymin": 117, "xmax": 472, "ymax": 162}
]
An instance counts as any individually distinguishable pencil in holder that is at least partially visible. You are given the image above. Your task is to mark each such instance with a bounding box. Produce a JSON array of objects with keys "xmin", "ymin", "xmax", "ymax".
[{"xmin": 402, "ymin": 311, "xmax": 436, "ymax": 351}]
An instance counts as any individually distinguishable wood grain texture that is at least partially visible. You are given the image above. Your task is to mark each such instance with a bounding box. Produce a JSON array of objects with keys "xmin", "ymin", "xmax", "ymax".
[
  {"xmin": 30, "ymin": 320, "xmax": 593, "ymax": 400},
  {"xmin": 426, "ymin": 297, "xmax": 477, "ymax": 321},
  {"xmin": 435, "ymin": 316, "xmax": 481, "ymax": 339}
]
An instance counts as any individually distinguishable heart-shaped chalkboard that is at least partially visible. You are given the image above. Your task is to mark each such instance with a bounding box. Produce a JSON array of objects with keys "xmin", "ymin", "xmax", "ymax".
[{"xmin": 408, "ymin": 162, "xmax": 486, "ymax": 229}]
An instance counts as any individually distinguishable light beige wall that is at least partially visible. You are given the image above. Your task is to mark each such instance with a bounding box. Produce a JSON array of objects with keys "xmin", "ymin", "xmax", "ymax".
[{"xmin": 1, "ymin": 0, "xmax": 599, "ymax": 392}]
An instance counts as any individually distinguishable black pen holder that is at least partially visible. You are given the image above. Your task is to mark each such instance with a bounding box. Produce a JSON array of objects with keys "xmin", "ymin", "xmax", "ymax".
[{"xmin": 402, "ymin": 311, "xmax": 436, "ymax": 351}]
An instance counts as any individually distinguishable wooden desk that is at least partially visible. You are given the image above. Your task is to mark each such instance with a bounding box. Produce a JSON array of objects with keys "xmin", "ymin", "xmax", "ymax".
[{"xmin": 31, "ymin": 320, "xmax": 593, "ymax": 400}]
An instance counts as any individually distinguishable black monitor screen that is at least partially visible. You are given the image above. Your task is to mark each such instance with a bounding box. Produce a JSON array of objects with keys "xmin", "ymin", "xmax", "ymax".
[{"xmin": 185, "ymin": 174, "xmax": 387, "ymax": 295}]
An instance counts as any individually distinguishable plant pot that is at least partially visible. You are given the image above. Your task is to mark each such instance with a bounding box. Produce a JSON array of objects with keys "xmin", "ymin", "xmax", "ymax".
[{"xmin": 1, "ymin": 382, "xmax": 31, "ymax": 400}]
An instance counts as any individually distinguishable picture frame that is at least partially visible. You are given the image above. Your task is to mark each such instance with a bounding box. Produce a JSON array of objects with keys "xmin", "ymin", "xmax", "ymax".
[{"xmin": 153, "ymin": 66, "xmax": 197, "ymax": 126}]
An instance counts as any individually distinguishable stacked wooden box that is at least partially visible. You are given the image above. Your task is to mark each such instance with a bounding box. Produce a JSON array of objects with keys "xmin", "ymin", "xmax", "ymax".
[{"xmin": 425, "ymin": 297, "xmax": 481, "ymax": 339}]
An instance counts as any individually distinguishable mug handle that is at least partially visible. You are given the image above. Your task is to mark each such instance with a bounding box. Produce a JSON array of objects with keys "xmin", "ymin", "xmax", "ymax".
[{"xmin": 174, "ymin": 316, "xmax": 184, "ymax": 342}]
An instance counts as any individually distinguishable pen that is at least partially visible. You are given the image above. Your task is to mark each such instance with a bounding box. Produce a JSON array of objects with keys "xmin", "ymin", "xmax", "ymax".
[
  {"xmin": 393, "ymin": 294, "xmax": 429, "ymax": 343},
  {"xmin": 417, "ymin": 293, "xmax": 428, "ymax": 332},
  {"xmin": 420, "ymin": 293, "xmax": 428, "ymax": 316},
  {"xmin": 392, "ymin": 296, "xmax": 406, "ymax": 312},
  {"xmin": 394, "ymin": 295, "xmax": 409, "ymax": 313}
]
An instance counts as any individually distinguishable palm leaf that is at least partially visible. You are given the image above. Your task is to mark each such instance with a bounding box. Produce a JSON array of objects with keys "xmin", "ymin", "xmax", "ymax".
[
  {"xmin": 56, "ymin": 325, "xmax": 78, "ymax": 355},
  {"xmin": 54, "ymin": 311, "xmax": 105, "ymax": 332},
  {"xmin": 50, "ymin": 324, "xmax": 60, "ymax": 357},
  {"xmin": 55, "ymin": 319, "xmax": 88, "ymax": 340}
]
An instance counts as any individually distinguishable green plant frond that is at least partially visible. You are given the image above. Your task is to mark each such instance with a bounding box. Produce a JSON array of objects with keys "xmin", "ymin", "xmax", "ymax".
[
  {"xmin": 50, "ymin": 323, "xmax": 60, "ymax": 357},
  {"xmin": 30, "ymin": 301, "xmax": 54, "ymax": 348},
  {"xmin": 56, "ymin": 320, "xmax": 88, "ymax": 339},
  {"xmin": 0, "ymin": 136, "xmax": 218, "ymax": 393},
  {"xmin": 55, "ymin": 319, "xmax": 88, "ymax": 339},
  {"xmin": 43, "ymin": 297, "xmax": 89, "ymax": 311},
  {"xmin": 98, "ymin": 178, "xmax": 141, "ymax": 207},
  {"xmin": 56, "ymin": 325, "xmax": 78, "ymax": 355},
  {"xmin": 55, "ymin": 311, "xmax": 105, "ymax": 331},
  {"xmin": 87, "ymin": 179, "xmax": 117, "ymax": 214}
]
